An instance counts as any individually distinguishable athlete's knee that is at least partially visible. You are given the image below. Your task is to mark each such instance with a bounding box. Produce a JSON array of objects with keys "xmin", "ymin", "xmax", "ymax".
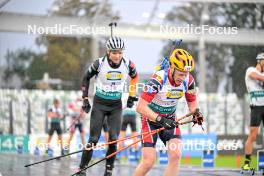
[
  {"xmin": 58, "ymin": 135, "xmax": 62, "ymax": 139},
  {"xmin": 142, "ymin": 157, "xmax": 155, "ymax": 170},
  {"xmin": 168, "ymin": 151, "xmax": 181, "ymax": 164}
]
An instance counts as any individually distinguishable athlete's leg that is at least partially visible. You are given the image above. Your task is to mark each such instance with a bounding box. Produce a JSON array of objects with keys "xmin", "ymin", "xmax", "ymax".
[
  {"xmin": 105, "ymin": 108, "xmax": 122, "ymax": 168},
  {"xmin": 164, "ymin": 138, "xmax": 182, "ymax": 176},
  {"xmin": 67, "ymin": 124, "xmax": 75, "ymax": 149},
  {"xmin": 133, "ymin": 117, "xmax": 158, "ymax": 176},
  {"xmin": 158, "ymin": 122, "xmax": 182, "ymax": 176},
  {"xmin": 56, "ymin": 124, "xmax": 64, "ymax": 153},
  {"xmin": 130, "ymin": 117, "xmax": 138, "ymax": 150},
  {"xmin": 243, "ymin": 106, "xmax": 262, "ymax": 167},
  {"xmin": 47, "ymin": 123, "xmax": 55, "ymax": 147},
  {"xmin": 131, "ymin": 131, "xmax": 139, "ymax": 150},
  {"xmin": 104, "ymin": 132, "xmax": 109, "ymax": 143},
  {"xmin": 68, "ymin": 132, "xmax": 74, "ymax": 144},
  {"xmin": 118, "ymin": 131, "xmax": 126, "ymax": 149},
  {"xmin": 46, "ymin": 135, "xmax": 53, "ymax": 146},
  {"xmin": 58, "ymin": 134, "xmax": 63, "ymax": 152},
  {"xmin": 103, "ymin": 121, "xmax": 109, "ymax": 142},
  {"xmin": 118, "ymin": 118, "xmax": 128, "ymax": 149},
  {"xmin": 244, "ymin": 127, "xmax": 259, "ymax": 160},
  {"xmin": 79, "ymin": 106, "xmax": 105, "ymax": 169},
  {"xmin": 79, "ymin": 124, "xmax": 86, "ymax": 146},
  {"xmin": 133, "ymin": 147, "xmax": 156, "ymax": 176}
]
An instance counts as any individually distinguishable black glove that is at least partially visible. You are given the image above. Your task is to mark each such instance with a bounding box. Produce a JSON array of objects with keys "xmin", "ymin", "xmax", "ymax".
[
  {"xmin": 192, "ymin": 111, "xmax": 204, "ymax": 126},
  {"xmin": 155, "ymin": 115, "xmax": 178, "ymax": 130},
  {"xmin": 82, "ymin": 99, "xmax": 91, "ymax": 113},
  {"xmin": 127, "ymin": 96, "xmax": 138, "ymax": 108}
]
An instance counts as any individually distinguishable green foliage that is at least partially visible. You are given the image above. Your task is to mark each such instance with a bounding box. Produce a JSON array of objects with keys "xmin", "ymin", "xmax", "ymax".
[
  {"xmin": 164, "ymin": 3, "xmax": 264, "ymax": 96},
  {"xmin": 4, "ymin": 48, "xmax": 35, "ymax": 83},
  {"xmin": 5, "ymin": 0, "xmax": 118, "ymax": 90}
]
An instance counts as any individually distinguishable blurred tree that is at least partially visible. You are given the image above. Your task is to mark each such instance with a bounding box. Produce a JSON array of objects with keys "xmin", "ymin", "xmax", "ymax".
[
  {"xmin": 4, "ymin": 0, "xmax": 118, "ymax": 90},
  {"xmin": 164, "ymin": 3, "xmax": 231, "ymax": 93},
  {"xmin": 32, "ymin": 0, "xmax": 119, "ymax": 90},
  {"xmin": 213, "ymin": 3, "xmax": 264, "ymax": 97},
  {"xmin": 4, "ymin": 48, "xmax": 35, "ymax": 88},
  {"xmin": 164, "ymin": 3, "xmax": 264, "ymax": 96}
]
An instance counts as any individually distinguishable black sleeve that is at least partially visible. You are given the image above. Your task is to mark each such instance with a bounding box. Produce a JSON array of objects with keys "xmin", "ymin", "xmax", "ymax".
[
  {"xmin": 128, "ymin": 60, "xmax": 137, "ymax": 78},
  {"xmin": 81, "ymin": 59, "xmax": 100, "ymax": 98}
]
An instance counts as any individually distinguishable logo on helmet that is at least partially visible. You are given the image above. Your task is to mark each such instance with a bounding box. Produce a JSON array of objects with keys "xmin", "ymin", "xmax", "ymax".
[
  {"xmin": 256, "ymin": 53, "xmax": 264, "ymax": 60},
  {"xmin": 184, "ymin": 66, "xmax": 192, "ymax": 71}
]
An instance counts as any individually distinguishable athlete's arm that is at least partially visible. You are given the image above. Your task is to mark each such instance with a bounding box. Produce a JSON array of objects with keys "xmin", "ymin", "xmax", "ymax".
[
  {"xmin": 47, "ymin": 112, "xmax": 54, "ymax": 118},
  {"xmin": 249, "ymin": 71, "xmax": 264, "ymax": 82},
  {"xmin": 136, "ymin": 73, "xmax": 162, "ymax": 121},
  {"xmin": 81, "ymin": 59, "xmax": 100, "ymax": 98},
  {"xmin": 136, "ymin": 98, "xmax": 158, "ymax": 122},
  {"xmin": 185, "ymin": 74, "xmax": 198, "ymax": 112},
  {"xmin": 128, "ymin": 60, "xmax": 138, "ymax": 97},
  {"xmin": 80, "ymin": 109, "xmax": 85, "ymax": 118},
  {"xmin": 47, "ymin": 110, "xmax": 58, "ymax": 119}
]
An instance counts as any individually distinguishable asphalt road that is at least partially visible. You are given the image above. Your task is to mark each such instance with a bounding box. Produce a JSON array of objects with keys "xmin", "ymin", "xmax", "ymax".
[{"xmin": 0, "ymin": 153, "xmax": 245, "ymax": 176}]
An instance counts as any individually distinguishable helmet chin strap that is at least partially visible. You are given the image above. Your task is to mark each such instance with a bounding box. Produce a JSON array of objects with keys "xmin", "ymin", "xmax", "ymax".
[
  {"xmin": 257, "ymin": 61, "xmax": 264, "ymax": 73},
  {"xmin": 171, "ymin": 68, "xmax": 177, "ymax": 85},
  {"xmin": 261, "ymin": 61, "xmax": 264, "ymax": 73}
]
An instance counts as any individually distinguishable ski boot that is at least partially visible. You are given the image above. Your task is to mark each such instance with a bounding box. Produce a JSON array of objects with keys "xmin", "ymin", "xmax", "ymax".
[
  {"xmin": 45, "ymin": 147, "xmax": 53, "ymax": 157},
  {"xmin": 240, "ymin": 163, "xmax": 255, "ymax": 175},
  {"xmin": 63, "ymin": 148, "xmax": 70, "ymax": 158},
  {"xmin": 103, "ymin": 165, "xmax": 113, "ymax": 176},
  {"xmin": 75, "ymin": 169, "xmax": 86, "ymax": 176},
  {"xmin": 73, "ymin": 167, "xmax": 87, "ymax": 176}
]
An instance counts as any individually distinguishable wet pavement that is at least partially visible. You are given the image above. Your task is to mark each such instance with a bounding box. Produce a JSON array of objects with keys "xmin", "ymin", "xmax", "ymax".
[{"xmin": 0, "ymin": 153, "xmax": 244, "ymax": 176}]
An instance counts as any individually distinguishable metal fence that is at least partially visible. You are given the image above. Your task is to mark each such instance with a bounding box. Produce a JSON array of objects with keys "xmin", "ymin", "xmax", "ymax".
[
  {"xmin": 0, "ymin": 89, "xmax": 256, "ymax": 135},
  {"xmin": 0, "ymin": 89, "xmax": 84, "ymax": 135}
]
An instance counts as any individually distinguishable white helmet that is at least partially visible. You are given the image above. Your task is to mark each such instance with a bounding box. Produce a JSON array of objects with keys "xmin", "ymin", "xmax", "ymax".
[
  {"xmin": 106, "ymin": 36, "xmax": 125, "ymax": 51},
  {"xmin": 256, "ymin": 53, "xmax": 264, "ymax": 60}
]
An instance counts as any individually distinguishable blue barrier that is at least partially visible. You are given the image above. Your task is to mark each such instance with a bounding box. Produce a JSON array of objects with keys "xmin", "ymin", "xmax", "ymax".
[
  {"xmin": 76, "ymin": 134, "xmax": 106, "ymax": 158},
  {"xmin": 128, "ymin": 148, "xmax": 139, "ymax": 163},
  {"xmin": 34, "ymin": 146, "xmax": 40, "ymax": 156},
  {"xmin": 181, "ymin": 133, "xmax": 217, "ymax": 157},
  {"xmin": 159, "ymin": 150, "xmax": 168, "ymax": 165},
  {"xmin": 76, "ymin": 133, "xmax": 217, "ymax": 162},
  {"xmin": 202, "ymin": 150, "xmax": 214, "ymax": 168},
  {"xmin": 257, "ymin": 150, "xmax": 264, "ymax": 173}
]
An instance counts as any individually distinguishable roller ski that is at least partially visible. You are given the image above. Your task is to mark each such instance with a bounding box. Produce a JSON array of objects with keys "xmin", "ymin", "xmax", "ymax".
[
  {"xmin": 75, "ymin": 169, "xmax": 86, "ymax": 176},
  {"xmin": 104, "ymin": 165, "xmax": 113, "ymax": 176},
  {"xmin": 240, "ymin": 163, "xmax": 255, "ymax": 175}
]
